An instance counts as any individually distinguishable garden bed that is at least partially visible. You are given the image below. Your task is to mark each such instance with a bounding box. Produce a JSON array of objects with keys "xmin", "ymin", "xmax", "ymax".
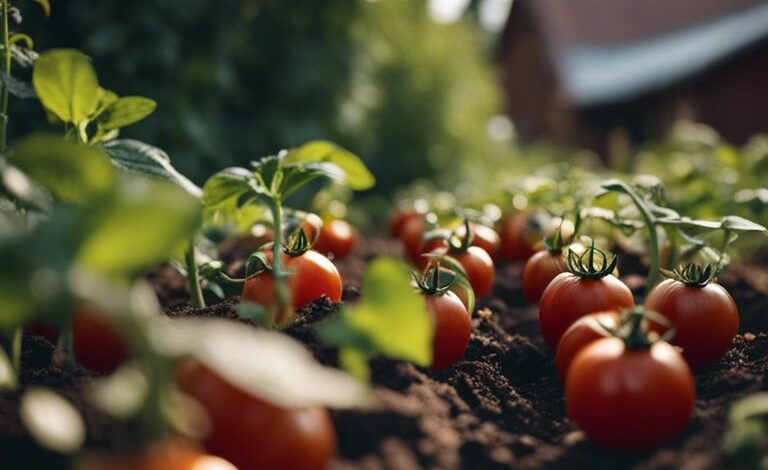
[{"xmin": 4, "ymin": 236, "xmax": 765, "ymax": 469}]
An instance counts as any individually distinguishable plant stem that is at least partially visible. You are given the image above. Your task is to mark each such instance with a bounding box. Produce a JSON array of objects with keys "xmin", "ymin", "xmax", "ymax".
[
  {"xmin": 269, "ymin": 197, "xmax": 292, "ymax": 325},
  {"xmin": 11, "ymin": 326, "xmax": 21, "ymax": 374},
  {"xmin": 623, "ymin": 189, "xmax": 660, "ymax": 298},
  {"xmin": 185, "ymin": 241, "xmax": 205, "ymax": 309},
  {"xmin": 0, "ymin": 0, "xmax": 10, "ymax": 154},
  {"xmin": 717, "ymin": 229, "xmax": 731, "ymax": 272}
]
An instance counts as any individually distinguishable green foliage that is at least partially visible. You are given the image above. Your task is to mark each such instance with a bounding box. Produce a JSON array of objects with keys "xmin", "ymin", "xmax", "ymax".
[
  {"xmin": 284, "ymin": 140, "xmax": 375, "ymax": 191},
  {"xmin": 318, "ymin": 257, "xmax": 432, "ymax": 381}
]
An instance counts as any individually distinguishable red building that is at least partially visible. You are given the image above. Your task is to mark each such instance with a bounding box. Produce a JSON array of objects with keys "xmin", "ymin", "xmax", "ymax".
[{"xmin": 498, "ymin": 0, "xmax": 768, "ymax": 156}]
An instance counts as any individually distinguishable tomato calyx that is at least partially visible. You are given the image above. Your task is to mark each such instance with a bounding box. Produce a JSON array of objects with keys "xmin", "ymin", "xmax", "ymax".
[
  {"xmin": 283, "ymin": 225, "xmax": 311, "ymax": 257},
  {"xmin": 447, "ymin": 219, "xmax": 475, "ymax": 254},
  {"xmin": 245, "ymin": 251, "xmax": 272, "ymax": 277},
  {"xmin": 608, "ymin": 307, "xmax": 675, "ymax": 349},
  {"xmin": 566, "ymin": 241, "xmax": 618, "ymax": 280},
  {"xmin": 414, "ymin": 261, "xmax": 455, "ymax": 296},
  {"xmin": 660, "ymin": 262, "xmax": 716, "ymax": 288}
]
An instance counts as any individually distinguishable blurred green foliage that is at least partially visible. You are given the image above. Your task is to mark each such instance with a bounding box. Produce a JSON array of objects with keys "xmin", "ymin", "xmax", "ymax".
[{"xmin": 16, "ymin": 0, "xmax": 505, "ymax": 196}]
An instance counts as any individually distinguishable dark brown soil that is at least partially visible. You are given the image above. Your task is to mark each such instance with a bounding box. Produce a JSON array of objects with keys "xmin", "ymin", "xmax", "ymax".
[{"xmin": 2, "ymin": 236, "xmax": 767, "ymax": 469}]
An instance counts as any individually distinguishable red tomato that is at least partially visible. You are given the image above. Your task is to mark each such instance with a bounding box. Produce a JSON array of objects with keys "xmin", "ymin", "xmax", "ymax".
[
  {"xmin": 555, "ymin": 311, "xmax": 619, "ymax": 382},
  {"xmin": 452, "ymin": 246, "xmax": 495, "ymax": 298},
  {"xmin": 566, "ymin": 337, "xmax": 695, "ymax": 450},
  {"xmin": 313, "ymin": 219, "xmax": 356, "ymax": 259},
  {"xmin": 539, "ymin": 272, "xmax": 634, "ymax": 350},
  {"xmin": 426, "ymin": 291, "xmax": 471, "ymax": 369},
  {"xmin": 177, "ymin": 361, "xmax": 336, "ymax": 470},
  {"xmin": 455, "ymin": 223, "xmax": 501, "ymax": 258},
  {"xmin": 645, "ymin": 279, "xmax": 738, "ymax": 368},
  {"xmin": 497, "ymin": 213, "xmax": 538, "ymax": 262},
  {"xmin": 73, "ymin": 307, "xmax": 130, "ymax": 375},
  {"xmin": 389, "ymin": 209, "xmax": 421, "ymax": 237},
  {"xmin": 398, "ymin": 216, "xmax": 426, "ymax": 265},
  {"xmin": 242, "ymin": 250, "xmax": 342, "ymax": 323},
  {"xmin": 522, "ymin": 250, "xmax": 567, "ymax": 304},
  {"xmin": 80, "ymin": 440, "xmax": 238, "ymax": 470},
  {"xmin": 25, "ymin": 322, "xmax": 60, "ymax": 345},
  {"xmin": 416, "ymin": 236, "xmax": 448, "ymax": 270}
]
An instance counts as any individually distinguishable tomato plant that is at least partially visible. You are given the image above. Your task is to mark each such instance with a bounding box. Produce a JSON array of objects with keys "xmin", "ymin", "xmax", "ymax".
[
  {"xmin": 555, "ymin": 311, "xmax": 619, "ymax": 382},
  {"xmin": 314, "ymin": 218, "xmax": 357, "ymax": 259},
  {"xmin": 177, "ymin": 360, "xmax": 336, "ymax": 470},
  {"xmin": 539, "ymin": 244, "xmax": 634, "ymax": 350},
  {"xmin": 566, "ymin": 308, "xmax": 695, "ymax": 451},
  {"xmin": 645, "ymin": 263, "xmax": 739, "ymax": 368}
]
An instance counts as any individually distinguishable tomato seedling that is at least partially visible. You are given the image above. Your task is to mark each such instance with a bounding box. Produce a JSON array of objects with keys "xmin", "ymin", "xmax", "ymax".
[
  {"xmin": 538, "ymin": 243, "xmax": 634, "ymax": 350},
  {"xmin": 566, "ymin": 307, "xmax": 695, "ymax": 451},
  {"xmin": 645, "ymin": 263, "xmax": 739, "ymax": 368}
]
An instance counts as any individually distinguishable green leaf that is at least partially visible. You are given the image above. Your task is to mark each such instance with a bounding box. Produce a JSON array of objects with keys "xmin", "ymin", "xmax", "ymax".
[
  {"xmin": 721, "ymin": 216, "xmax": 767, "ymax": 233},
  {"xmin": 95, "ymin": 96, "xmax": 157, "ymax": 132},
  {"xmin": 340, "ymin": 349, "xmax": 371, "ymax": 382},
  {"xmin": 76, "ymin": 178, "xmax": 201, "ymax": 276},
  {"xmin": 284, "ymin": 141, "xmax": 375, "ymax": 191},
  {"xmin": 0, "ymin": 343, "xmax": 17, "ymax": 391},
  {"xmin": 319, "ymin": 257, "xmax": 433, "ymax": 376},
  {"xmin": 10, "ymin": 134, "xmax": 115, "ymax": 204},
  {"xmin": 33, "ymin": 49, "xmax": 100, "ymax": 124},
  {"xmin": 34, "ymin": 0, "xmax": 51, "ymax": 16},
  {"xmin": 102, "ymin": 139, "xmax": 201, "ymax": 197}
]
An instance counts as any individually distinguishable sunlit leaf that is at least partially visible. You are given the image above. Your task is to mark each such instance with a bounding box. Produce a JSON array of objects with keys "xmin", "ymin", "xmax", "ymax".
[
  {"xmin": 96, "ymin": 96, "xmax": 157, "ymax": 131},
  {"xmin": 20, "ymin": 388, "xmax": 85, "ymax": 454},
  {"xmin": 149, "ymin": 317, "xmax": 370, "ymax": 409},
  {"xmin": 103, "ymin": 139, "xmax": 201, "ymax": 197},
  {"xmin": 33, "ymin": 49, "xmax": 100, "ymax": 124},
  {"xmin": 10, "ymin": 134, "xmax": 115, "ymax": 204},
  {"xmin": 284, "ymin": 140, "xmax": 375, "ymax": 190},
  {"xmin": 76, "ymin": 178, "xmax": 201, "ymax": 276}
]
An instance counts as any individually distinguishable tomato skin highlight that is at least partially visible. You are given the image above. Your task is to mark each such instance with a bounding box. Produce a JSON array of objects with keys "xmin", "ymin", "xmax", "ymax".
[
  {"xmin": 80, "ymin": 440, "xmax": 238, "ymax": 470},
  {"xmin": 177, "ymin": 361, "xmax": 336, "ymax": 470},
  {"xmin": 313, "ymin": 219, "xmax": 356, "ymax": 259},
  {"xmin": 644, "ymin": 279, "xmax": 738, "ymax": 368},
  {"xmin": 566, "ymin": 338, "xmax": 695, "ymax": 451},
  {"xmin": 555, "ymin": 311, "xmax": 619, "ymax": 382},
  {"xmin": 522, "ymin": 250, "xmax": 566, "ymax": 304},
  {"xmin": 497, "ymin": 213, "xmax": 537, "ymax": 262},
  {"xmin": 539, "ymin": 272, "xmax": 634, "ymax": 350},
  {"xmin": 242, "ymin": 250, "xmax": 342, "ymax": 322},
  {"xmin": 426, "ymin": 291, "xmax": 471, "ymax": 370},
  {"xmin": 72, "ymin": 307, "xmax": 130, "ymax": 375},
  {"xmin": 452, "ymin": 246, "xmax": 495, "ymax": 297}
]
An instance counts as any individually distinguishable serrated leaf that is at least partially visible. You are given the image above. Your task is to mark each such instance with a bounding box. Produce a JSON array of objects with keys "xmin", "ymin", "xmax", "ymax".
[
  {"xmin": 102, "ymin": 139, "xmax": 201, "ymax": 197},
  {"xmin": 20, "ymin": 388, "xmax": 85, "ymax": 454},
  {"xmin": 32, "ymin": 49, "xmax": 100, "ymax": 124},
  {"xmin": 76, "ymin": 178, "xmax": 201, "ymax": 276},
  {"xmin": 10, "ymin": 134, "xmax": 115, "ymax": 204},
  {"xmin": 284, "ymin": 140, "xmax": 375, "ymax": 190},
  {"xmin": 96, "ymin": 96, "xmax": 157, "ymax": 131},
  {"xmin": 150, "ymin": 317, "xmax": 370, "ymax": 408}
]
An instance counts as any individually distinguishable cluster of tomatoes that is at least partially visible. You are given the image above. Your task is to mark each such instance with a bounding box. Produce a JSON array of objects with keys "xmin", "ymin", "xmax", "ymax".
[{"xmin": 521, "ymin": 234, "xmax": 739, "ymax": 450}]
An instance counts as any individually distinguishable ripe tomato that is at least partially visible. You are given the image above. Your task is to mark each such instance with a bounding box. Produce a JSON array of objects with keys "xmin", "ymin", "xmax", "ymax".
[
  {"xmin": 497, "ymin": 213, "xmax": 538, "ymax": 262},
  {"xmin": 539, "ymin": 272, "xmax": 634, "ymax": 350},
  {"xmin": 313, "ymin": 219, "xmax": 356, "ymax": 259},
  {"xmin": 455, "ymin": 223, "xmax": 500, "ymax": 258},
  {"xmin": 389, "ymin": 209, "xmax": 421, "ymax": 237},
  {"xmin": 645, "ymin": 279, "xmax": 738, "ymax": 368},
  {"xmin": 426, "ymin": 291, "xmax": 471, "ymax": 369},
  {"xmin": 242, "ymin": 250, "xmax": 342, "ymax": 323},
  {"xmin": 555, "ymin": 311, "xmax": 619, "ymax": 382},
  {"xmin": 73, "ymin": 307, "xmax": 130, "ymax": 375},
  {"xmin": 177, "ymin": 361, "xmax": 336, "ymax": 470},
  {"xmin": 25, "ymin": 322, "xmax": 60, "ymax": 345},
  {"xmin": 80, "ymin": 440, "xmax": 238, "ymax": 470},
  {"xmin": 398, "ymin": 216, "xmax": 426, "ymax": 265},
  {"xmin": 566, "ymin": 337, "xmax": 695, "ymax": 450},
  {"xmin": 452, "ymin": 246, "xmax": 495, "ymax": 297},
  {"xmin": 522, "ymin": 250, "xmax": 566, "ymax": 304},
  {"xmin": 416, "ymin": 236, "xmax": 448, "ymax": 270}
]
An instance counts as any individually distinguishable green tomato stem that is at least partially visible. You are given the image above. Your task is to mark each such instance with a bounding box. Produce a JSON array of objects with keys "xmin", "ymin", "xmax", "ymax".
[
  {"xmin": 622, "ymin": 188, "xmax": 660, "ymax": 298},
  {"xmin": 185, "ymin": 242, "xmax": 206, "ymax": 309},
  {"xmin": 11, "ymin": 325, "xmax": 21, "ymax": 375},
  {"xmin": 0, "ymin": 0, "xmax": 11, "ymax": 154},
  {"xmin": 269, "ymin": 197, "xmax": 292, "ymax": 325}
]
